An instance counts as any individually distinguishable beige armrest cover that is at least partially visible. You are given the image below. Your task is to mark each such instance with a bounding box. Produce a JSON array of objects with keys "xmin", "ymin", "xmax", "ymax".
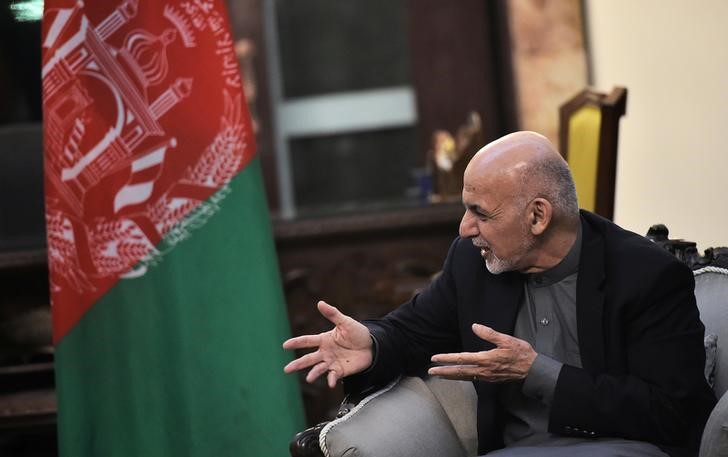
[
  {"xmin": 320, "ymin": 376, "xmax": 477, "ymax": 457},
  {"xmin": 700, "ymin": 390, "xmax": 728, "ymax": 457}
]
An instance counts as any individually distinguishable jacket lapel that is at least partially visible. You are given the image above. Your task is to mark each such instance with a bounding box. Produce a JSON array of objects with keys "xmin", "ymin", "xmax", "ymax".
[
  {"xmin": 474, "ymin": 271, "xmax": 523, "ymax": 350},
  {"xmin": 576, "ymin": 213, "xmax": 607, "ymax": 374}
]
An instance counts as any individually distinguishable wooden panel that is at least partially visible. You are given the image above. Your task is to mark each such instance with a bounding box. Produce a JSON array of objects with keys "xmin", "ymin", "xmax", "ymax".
[
  {"xmin": 406, "ymin": 0, "xmax": 517, "ymax": 156},
  {"xmin": 0, "ymin": 251, "xmax": 56, "ymax": 457}
]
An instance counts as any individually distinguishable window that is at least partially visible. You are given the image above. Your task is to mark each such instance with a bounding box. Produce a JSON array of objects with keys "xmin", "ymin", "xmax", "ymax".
[{"xmin": 261, "ymin": 0, "xmax": 516, "ymax": 219}]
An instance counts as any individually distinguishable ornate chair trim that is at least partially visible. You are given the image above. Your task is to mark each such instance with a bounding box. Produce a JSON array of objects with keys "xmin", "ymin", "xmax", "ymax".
[
  {"xmin": 319, "ymin": 377, "xmax": 401, "ymax": 457},
  {"xmin": 694, "ymin": 266, "xmax": 728, "ymax": 277}
]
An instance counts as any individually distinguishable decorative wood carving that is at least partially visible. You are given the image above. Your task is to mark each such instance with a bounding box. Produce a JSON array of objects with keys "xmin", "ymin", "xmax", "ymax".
[
  {"xmin": 429, "ymin": 112, "xmax": 484, "ymax": 201},
  {"xmin": 646, "ymin": 224, "xmax": 728, "ymax": 269}
]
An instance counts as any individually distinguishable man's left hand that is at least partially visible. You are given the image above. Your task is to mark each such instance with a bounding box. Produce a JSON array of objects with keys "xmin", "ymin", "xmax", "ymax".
[{"xmin": 428, "ymin": 323, "xmax": 537, "ymax": 382}]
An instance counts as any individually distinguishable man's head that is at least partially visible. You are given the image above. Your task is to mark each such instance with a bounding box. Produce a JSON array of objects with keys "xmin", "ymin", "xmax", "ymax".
[{"xmin": 459, "ymin": 131, "xmax": 579, "ymax": 274}]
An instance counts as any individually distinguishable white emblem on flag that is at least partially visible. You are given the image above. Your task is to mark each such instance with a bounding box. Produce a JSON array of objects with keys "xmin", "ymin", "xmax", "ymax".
[
  {"xmin": 113, "ymin": 139, "xmax": 175, "ymax": 213},
  {"xmin": 42, "ymin": 0, "xmax": 253, "ymax": 313}
]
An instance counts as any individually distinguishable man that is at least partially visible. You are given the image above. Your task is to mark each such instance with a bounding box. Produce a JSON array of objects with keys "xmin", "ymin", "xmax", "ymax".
[{"xmin": 283, "ymin": 131, "xmax": 715, "ymax": 456}]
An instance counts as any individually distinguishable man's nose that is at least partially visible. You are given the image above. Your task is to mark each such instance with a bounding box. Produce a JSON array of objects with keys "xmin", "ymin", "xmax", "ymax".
[{"xmin": 459, "ymin": 211, "xmax": 477, "ymax": 239}]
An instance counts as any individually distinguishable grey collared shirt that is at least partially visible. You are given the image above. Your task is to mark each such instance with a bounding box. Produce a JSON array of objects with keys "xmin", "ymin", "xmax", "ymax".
[{"xmin": 501, "ymin": 223, "xmax": 582, "ymax": 445}]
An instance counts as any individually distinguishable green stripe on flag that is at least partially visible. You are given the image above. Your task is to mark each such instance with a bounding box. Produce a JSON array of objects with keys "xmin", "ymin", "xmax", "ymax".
[{"xmin": 55, "ymin": 157, "xmax": 304, "ymax": 456}]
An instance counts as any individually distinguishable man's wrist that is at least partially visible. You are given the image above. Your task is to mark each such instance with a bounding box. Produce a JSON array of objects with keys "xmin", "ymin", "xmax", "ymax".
[
  {"xmin": 359, "ymin": 333, "xmax": 378, "ymax": 374},
  {"xmin": 522, "ymin": 354, "xmax": 563, "ymax": 405},
  {"xmin": 370, "ymin": 334, "xmax": 378, "ymax": 362}
]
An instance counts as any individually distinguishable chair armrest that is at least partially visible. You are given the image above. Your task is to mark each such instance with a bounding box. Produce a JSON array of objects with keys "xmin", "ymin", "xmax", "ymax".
[
  {"xmin": 289, "ymin": 376, "xmax": 477, "ymax": 457},
  {"xmin": 700, "ymin": 389, "xmax": 728, "ymax": 457},
  {"xmin": 320, "ymin": 376, "xmax": 474, "ymax": 457}
]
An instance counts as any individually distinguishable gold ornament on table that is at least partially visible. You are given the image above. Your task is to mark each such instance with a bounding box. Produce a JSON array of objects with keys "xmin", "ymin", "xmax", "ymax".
[{"xmin": 429, "ymin": 111, "xmax": 484, "ymax": 202}]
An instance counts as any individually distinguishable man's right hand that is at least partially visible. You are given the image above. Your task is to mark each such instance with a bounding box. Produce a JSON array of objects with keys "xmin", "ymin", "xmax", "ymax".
[{"xmin": 283, "ymin": 300, "xmax": 374, "ymax": 388}]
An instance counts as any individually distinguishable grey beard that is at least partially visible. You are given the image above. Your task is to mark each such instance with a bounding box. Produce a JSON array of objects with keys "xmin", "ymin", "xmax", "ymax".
[
  {"xmin": 485, "ymin": 253, "xmax": 514, "ymax": 275},
  {"xmin": 483, "ymin": 235, "xmax": 536, "ymax": 274}
]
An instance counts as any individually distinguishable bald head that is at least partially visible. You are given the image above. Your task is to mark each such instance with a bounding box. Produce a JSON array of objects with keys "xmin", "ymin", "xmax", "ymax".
[
  {"xmin": 466, "ymin": 131, "xmax": 559, "ymax": 184},
  {"xmin": 464, "ymin": 131, "xmax": 579, "ymax": 227}
]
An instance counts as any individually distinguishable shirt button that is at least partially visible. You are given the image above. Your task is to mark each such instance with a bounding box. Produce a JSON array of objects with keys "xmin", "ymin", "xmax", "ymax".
[{"xmin": 540, "ymin": 317, "xmax": 550, "ymax": 326}]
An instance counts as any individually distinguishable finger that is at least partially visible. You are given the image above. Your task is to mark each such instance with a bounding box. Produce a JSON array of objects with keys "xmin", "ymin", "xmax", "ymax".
[
  {"xmin": 472, "ymin": 323, "xmax": 508, "ymax": 345},
  {"xmin": 284, "ymin": 351, "xmax": 323, "ymax": 373},
  {"xmin": 327, "ymin": 368, "xmax": 339, "ymax": 388},
  {"xmin": 283, "ymin": 334, "xmax": 321, "ymax": 350},
  {"xmin": 431, "ymin": 352, "xmax": 481, "ymax": 364},
  {"xmin": 428, "ymin": 364, "xmax": 479, "ymax": 380},
  {"xmin": 306, "ymin": 361, "xmax": 330, "ymax": 383},
  {"xmin": 317, "ymin": 301, "xmax": 349, "ymax": 326}
]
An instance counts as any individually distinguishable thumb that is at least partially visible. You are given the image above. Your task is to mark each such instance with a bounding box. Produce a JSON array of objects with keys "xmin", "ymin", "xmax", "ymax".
[{"xmin": 318, "ymin": 300, "xmax": 348, "ymax": 326}]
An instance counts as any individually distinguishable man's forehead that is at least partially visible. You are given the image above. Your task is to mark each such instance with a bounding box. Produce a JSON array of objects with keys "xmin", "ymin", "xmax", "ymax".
[
  {"xmin": 463, "ymin": 165, "xmax": 514, "ymax": 194},
  {"xmin": 462, "ymin": 187, "xmax": 495, "ymax": 210},
  {"xmin": 462, "ymin": 170, "xmax": 525, "ymax": 209}
]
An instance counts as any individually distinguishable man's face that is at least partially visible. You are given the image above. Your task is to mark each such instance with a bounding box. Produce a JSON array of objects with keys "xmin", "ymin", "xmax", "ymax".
[{"xmin": 459, "ymin": 175, "xmax": 535, "ymax": 274}]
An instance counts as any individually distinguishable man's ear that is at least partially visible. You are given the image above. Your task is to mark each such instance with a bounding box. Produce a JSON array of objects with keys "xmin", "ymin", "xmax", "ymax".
[{"xmin": 528, "ymin": 198, "xmax": 552, "ymax": 235}]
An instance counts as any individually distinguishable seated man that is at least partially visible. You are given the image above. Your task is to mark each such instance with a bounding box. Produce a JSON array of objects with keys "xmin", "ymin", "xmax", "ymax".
[{"xmin": 283, "ymin": 131, "xmax": 715, "ymax": 457}]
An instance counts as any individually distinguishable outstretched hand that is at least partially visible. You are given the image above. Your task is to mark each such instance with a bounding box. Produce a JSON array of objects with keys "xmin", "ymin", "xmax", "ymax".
[
  {"xmin": 428, "ymin": 323, "xmax": 537, "ymax": 382},
  {"xmin": 283, "ymin": 301, "xmax": 373, "ymax": 388}
]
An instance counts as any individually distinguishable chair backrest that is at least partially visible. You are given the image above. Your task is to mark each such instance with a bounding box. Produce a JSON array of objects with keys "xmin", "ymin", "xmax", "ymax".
[
  {"xmin": 694, "ymin": 266, "xmax": 728, "ymax": 397},
  {"xmin": 559, "ymin": 87, "xmax": 627, "ymax": 220}
]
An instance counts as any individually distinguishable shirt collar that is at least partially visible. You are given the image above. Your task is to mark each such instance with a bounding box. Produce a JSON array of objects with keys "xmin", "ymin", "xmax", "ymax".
[{"xmin": 527, "ymin": 221, "xmax": 582, "ymax": 287}]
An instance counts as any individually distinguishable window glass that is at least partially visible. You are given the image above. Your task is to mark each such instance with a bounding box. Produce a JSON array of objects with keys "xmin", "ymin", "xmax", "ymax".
[
  {"xmin": 290, "ymin": 127, "xmax": 422, "ymax": 217},
  {"xmin": 275, "ymin": 0, "xmax": 411, "ymax": 98}
]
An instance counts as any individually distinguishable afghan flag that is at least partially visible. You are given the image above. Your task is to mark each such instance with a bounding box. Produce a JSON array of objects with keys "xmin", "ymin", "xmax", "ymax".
[{"xmin": 41, "ymin": 1, "xmax": 303, "ymax": 455}]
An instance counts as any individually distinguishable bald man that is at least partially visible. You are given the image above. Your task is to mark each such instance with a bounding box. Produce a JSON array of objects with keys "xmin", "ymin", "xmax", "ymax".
[{"xmin": 284, "ymin": 132, "xmax": 715, "ymax": 456}]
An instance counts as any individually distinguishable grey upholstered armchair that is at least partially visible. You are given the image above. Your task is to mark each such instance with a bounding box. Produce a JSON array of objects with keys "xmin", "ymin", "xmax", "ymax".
[{"xmin": 291, "ymin": 230, "xmax": 728, "ymax": 457}]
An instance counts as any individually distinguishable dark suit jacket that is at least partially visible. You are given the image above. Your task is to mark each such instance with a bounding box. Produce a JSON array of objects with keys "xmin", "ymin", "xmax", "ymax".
[{"xmin": 347, "ymin": 210, "xmax": 715, "ymax": 456}]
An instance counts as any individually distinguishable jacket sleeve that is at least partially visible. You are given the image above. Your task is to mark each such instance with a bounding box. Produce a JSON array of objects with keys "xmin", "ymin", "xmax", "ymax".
[{"xmin": 548, "ymin": 259, "xmax": 716, "ymax": 449}]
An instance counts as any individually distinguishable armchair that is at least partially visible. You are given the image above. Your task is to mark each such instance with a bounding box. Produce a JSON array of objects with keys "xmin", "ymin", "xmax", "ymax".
[
  {"xmin": 290, "ymin": 229, "xmax": 728, "ymax": 457},
  {"xmin": 694, "ymin": 263, "xmax": 728, "ymax": 457}
]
